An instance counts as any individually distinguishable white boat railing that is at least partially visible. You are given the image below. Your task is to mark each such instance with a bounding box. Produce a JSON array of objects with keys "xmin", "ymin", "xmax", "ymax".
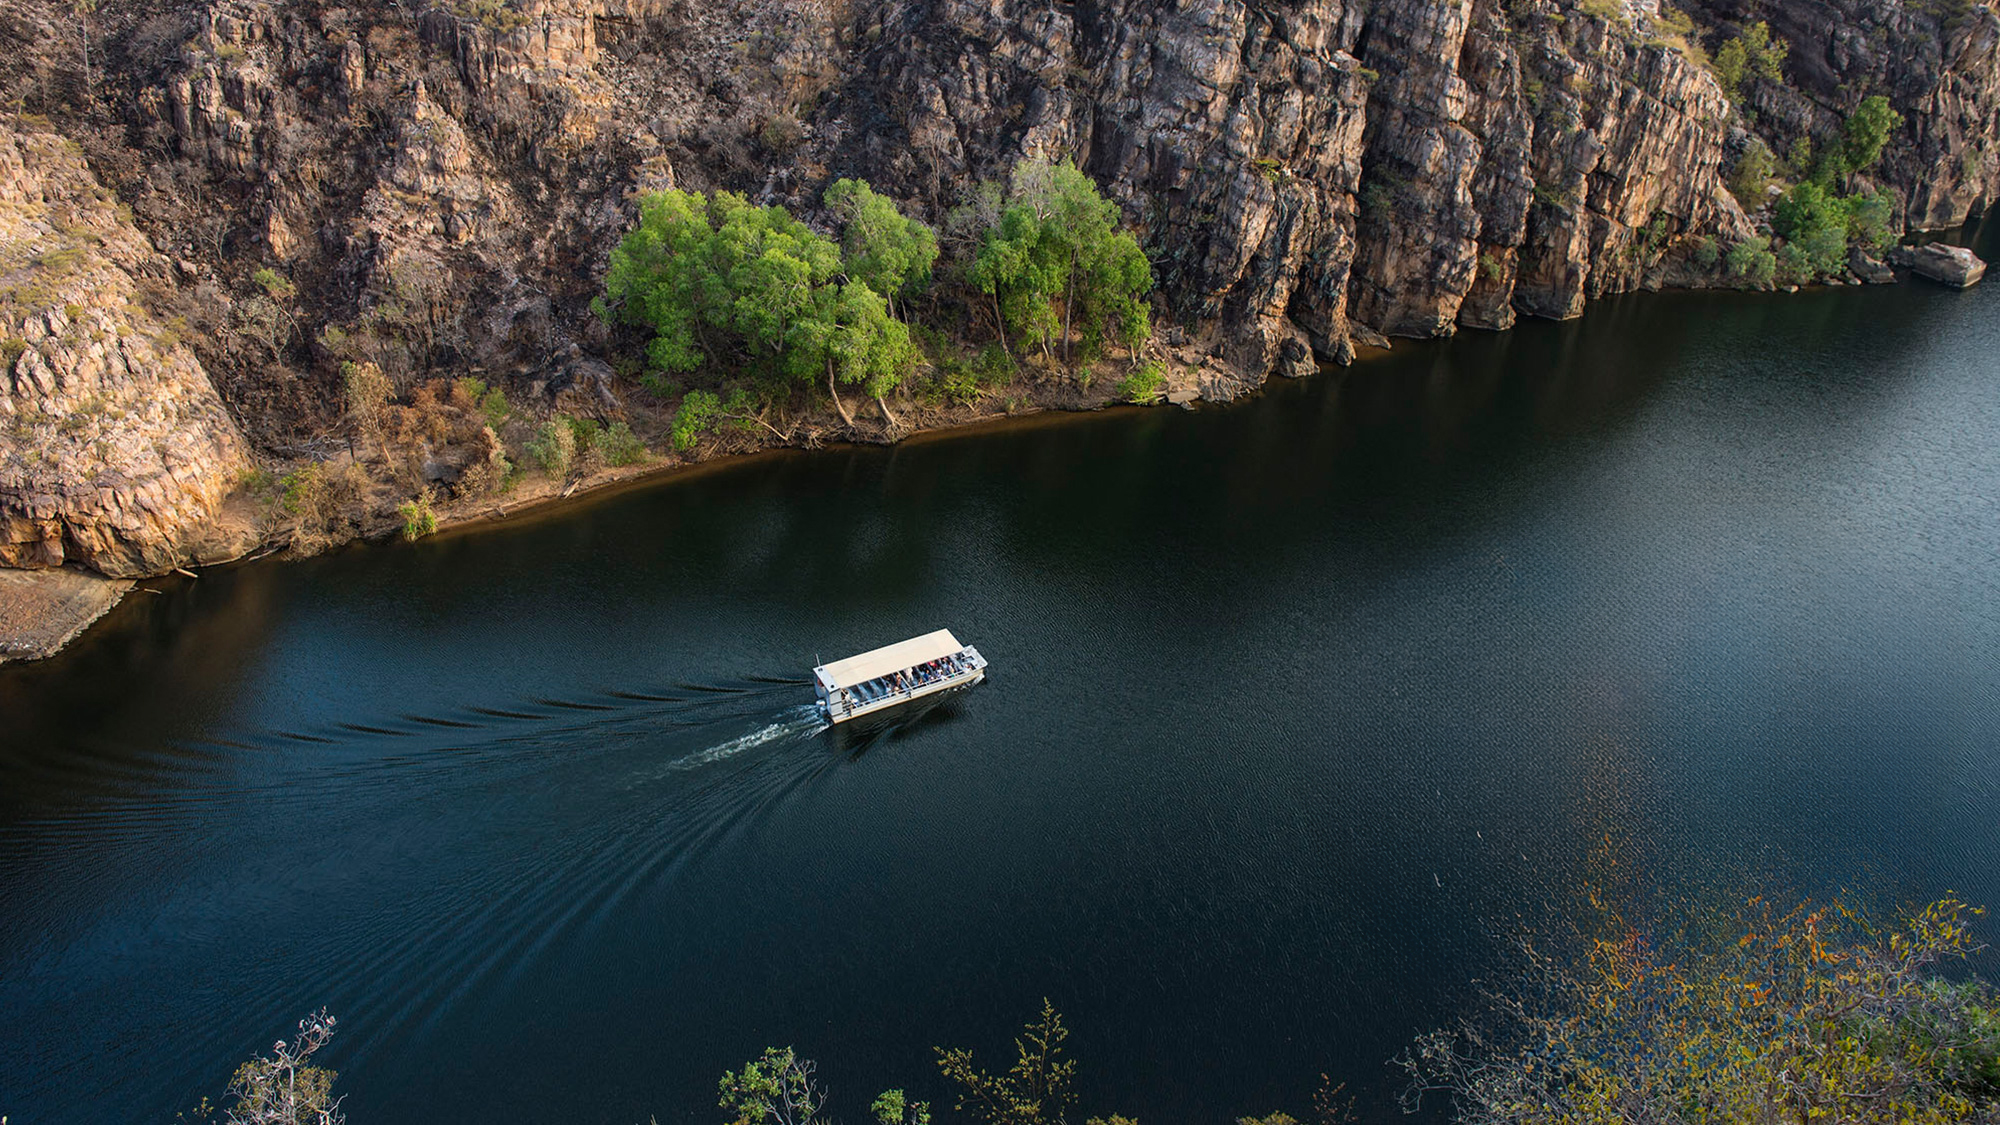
[{"xmin": 817, "ymin": 644, "xmax": 986, "ymax": 723}]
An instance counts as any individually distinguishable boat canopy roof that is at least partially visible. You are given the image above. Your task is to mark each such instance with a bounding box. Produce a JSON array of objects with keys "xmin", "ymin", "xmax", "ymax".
[{"xmin": 816, "ymin": 629, "xmax": 964, "ymax": 689}]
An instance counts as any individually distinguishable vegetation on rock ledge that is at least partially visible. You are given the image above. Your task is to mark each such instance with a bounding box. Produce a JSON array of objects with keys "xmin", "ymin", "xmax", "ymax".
[{"xmin": 595, "ymin": 161, "xmax": 1155, "ymax": 451}]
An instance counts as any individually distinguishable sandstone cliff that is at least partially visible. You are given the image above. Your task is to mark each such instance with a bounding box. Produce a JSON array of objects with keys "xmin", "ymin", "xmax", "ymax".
[
  {"xmin": 1686, "ymin": 0, "xmax": 2000, "ymax": 230},
  {"xmin": 0, "ymin": 0, "xmax": 1993, "ymax": 592},
  {"xmin": 0, "ymin": 124, "xmax": 252, "ymax": 575}
]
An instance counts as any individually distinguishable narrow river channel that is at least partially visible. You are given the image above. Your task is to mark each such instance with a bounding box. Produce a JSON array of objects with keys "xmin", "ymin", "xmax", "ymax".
[{"xmin": 3, "ymin": 275, "xmax": 1998, "ymax": 1124}]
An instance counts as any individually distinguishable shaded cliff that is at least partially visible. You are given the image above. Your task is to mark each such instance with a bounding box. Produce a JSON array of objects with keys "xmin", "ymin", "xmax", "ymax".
[{"xmin": 0, "ymin": 0, "xmax": 1994, "ymax": 589}]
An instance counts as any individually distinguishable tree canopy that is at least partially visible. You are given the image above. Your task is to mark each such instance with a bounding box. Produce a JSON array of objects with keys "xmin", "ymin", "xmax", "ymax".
[
  {"xmin": 825, "ymin": 178, "xmax": 939, "ymax": 315},
  {"xmin": 1833, "ymin": 94, "xmax": 1904, "ymax": 182},
  {"xmin": 964, "ymin": 159, "xmax": 1152, "ymax": 367},
  {"xmin": 599, "ymin": 187, "xmax": 928, "ymax": 424},
  {"xmin": 597, "ymin": 163, "xmax": 1156, "ymax": 433},
  {"xmin": 600, "ymin": 189, "xmax": 844, "ymax": 378}
]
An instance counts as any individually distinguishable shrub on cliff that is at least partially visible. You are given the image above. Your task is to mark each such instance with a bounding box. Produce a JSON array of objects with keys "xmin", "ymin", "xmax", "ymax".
[
  {"xmin": 1711, "ymin": 21, "xmax": 1788, "ymax": 102},
  {"xmin": 1825, "ymin": 95, "xmax": 1904, "ymax": 186},
  {"xmin": 525, "ymin": 417, "xmax": 576, "ymax": 478},
  {"xmin": 1727, "ymin": 138, "xmax": 1777, "ymax": 208}
]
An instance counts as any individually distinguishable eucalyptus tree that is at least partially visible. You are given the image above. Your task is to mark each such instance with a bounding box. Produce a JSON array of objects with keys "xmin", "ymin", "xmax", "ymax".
[
  {"xmin": 965, "ymin": 159, "xmax": 1151, "ymax": 371},
  {"xmin": 824, "ymin": 178, "xmax": 939, "ymax": 318},
  {"xmin": 601, "ymin": 187, "xmax": 922, "ymax": 426}
]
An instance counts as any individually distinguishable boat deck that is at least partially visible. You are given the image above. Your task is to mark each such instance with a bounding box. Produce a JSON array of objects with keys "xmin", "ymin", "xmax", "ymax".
[{"xmin": 814, "ymin": 629, "xmax": 987, "ymax": 724}]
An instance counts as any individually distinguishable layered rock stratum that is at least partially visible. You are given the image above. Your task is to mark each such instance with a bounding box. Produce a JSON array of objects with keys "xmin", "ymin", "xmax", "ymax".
[{"xmin": 0, "ymin": 124, "xmax": 250, "ymax": 575}]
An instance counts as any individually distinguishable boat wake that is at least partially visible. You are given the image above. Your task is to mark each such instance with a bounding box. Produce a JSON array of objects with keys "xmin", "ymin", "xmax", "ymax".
[
  {"xmin": 661, "ymin": 705, "xmax": 827, "ymax": 772},
  {"xmin": 0, "ymin": 665, "xmax": 968, "ymax": 1118}
]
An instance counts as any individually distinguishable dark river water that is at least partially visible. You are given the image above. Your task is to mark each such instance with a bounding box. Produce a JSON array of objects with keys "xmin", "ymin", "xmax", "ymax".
[{"xmin": 4, "ymin": 270, "xmax": 2000, "ymax": 1124}]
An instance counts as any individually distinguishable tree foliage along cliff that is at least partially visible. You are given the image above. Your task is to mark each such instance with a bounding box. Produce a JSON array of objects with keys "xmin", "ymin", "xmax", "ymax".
[
  {"xmin": 596, "ymin": 161, "xmax": 1153, "ymax": 445},
  {"xmin": 960, "ymin": 160, "xmax": 1152, "ymax": 367},
  {"xmin": 1759, "ymin": 95, "xmax": 1907, "ymax": 279},
  {"xmin": 595, "ymin": 186, "xmax": 918, "ymax": 428},
  {"xmin": 1399, "ymin": 894, "xmax": 2000, "ymax": 1124}
]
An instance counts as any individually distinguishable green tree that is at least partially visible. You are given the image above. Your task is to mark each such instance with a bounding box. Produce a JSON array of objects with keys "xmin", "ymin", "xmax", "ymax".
[
  {"xmin": 1712, "ymin": 36, "xmax": 1747, "ymax": 99},
  {"xmin": 1727, "ymin": 138, "xmax": 1776, "ymax": 207},
  {"xmin": 1727, "ymin": 236, "xmax": 1778, "ymax": 287},
  {"xmin": 1833, "ymin": 94, "xmax": 1904, "ymax": 183},
  {"xmin": 787, "ymin": 280, "xmax": 920, "ymax": 425},
  {"xmin": 825, "ymin": 179, "xmax": 940, "ymax": 317},
  {"xmin": 719, "ymin": 1047, "xmax": 824, "ymax": 1125},
  {"xmin": 600, "ymin": 189, "xmax": 843, "ymax": 379},
  {"xmin": 1846, "ymin": 188, "xmax": 1897, "ymax": 253},
  {"xmin": 1743, "ymin": 21, "xmax": 1788, "ymax": 80},
  {"xmin": 1773, "ymin": 181, "xmax": 1851, "ymax": 276},
  {"xmin": 1711, "ymin": 21, "xmax": 1787, "ymax": 100},
  {"xmin": 602, "ymin": 188, "xmax": 919, "ymax": 425},
  {"xmin": 872, "ymin": 1088, "xmax": 933, "ymax": 1125},
  {"xmin": 966, "ymin": 161, "xmax": 1152, "ymax": 372},
  {"xmin": 718, "ymin": 200, "xmax": 843, "ymax": 367},
  {"xmin": 599, "ymin": 189, "xmax": 719, "ymax": 374},
  {"xmin": 936, "ymin": 998, "xmax": 1079, "ymax": 1125}
]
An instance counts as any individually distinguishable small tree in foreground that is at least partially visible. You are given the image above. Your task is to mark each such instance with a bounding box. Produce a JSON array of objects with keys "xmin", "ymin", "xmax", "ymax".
[
  {"xmin": 224, "ymin": 1009, "xmax": 345, "ymax": 1125},
  {"xmin": 936, "ymin": 998, "xmax": 1081, "ymax": 1125},
  {"xmin": 1398, "ymin": 894, "xmax": 2000, "ymax": 1124},
  {"xmin": 872, "ymin": 1087, "xmax": 933, "ymax": 1125},
  {"xmin": 720, "ymin": 1046, "xmax": 826, "ymax": 1125}
]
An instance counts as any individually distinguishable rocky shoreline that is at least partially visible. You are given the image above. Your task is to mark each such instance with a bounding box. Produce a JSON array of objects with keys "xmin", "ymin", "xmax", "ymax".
[
  {"xmin": 3, "ymin": 0, "xmax": 1997, "ymax": 660},
  {"xmin": 10, "ymin": 249, "xmax": 1991, "ymax": 665}
]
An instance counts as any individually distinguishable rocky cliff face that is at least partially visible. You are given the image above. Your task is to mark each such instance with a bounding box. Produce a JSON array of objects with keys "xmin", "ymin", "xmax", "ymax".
[
  {"xmin": 0, "ymin": 125, "xmax": 252, "ymax": 575},
  {"xmin": 856, "ymin": 0, "xmax": 1754, "ymax": 381},
  {"xmin": 1688, "ymin": 0, "xmax": 2000, "ymax": 230},
  {"xmin": 0, "ymin": 0, "xmax": 1993, "ymax": 583}
]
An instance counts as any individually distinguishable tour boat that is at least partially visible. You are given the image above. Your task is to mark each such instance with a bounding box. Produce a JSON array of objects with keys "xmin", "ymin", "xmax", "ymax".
[{"xmin": 814, "ymin": 629, "xmax": 987, "ymax": 725}]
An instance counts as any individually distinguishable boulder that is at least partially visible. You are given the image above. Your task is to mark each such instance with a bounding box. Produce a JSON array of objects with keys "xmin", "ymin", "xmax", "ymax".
[
  {"xmin": 1848, "ymin": 248, "xmax": 1897, "ymax": 285},
  {"xmin": 1890, "ymin": 244, "xmax": 1988, "ymax": 288}
]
